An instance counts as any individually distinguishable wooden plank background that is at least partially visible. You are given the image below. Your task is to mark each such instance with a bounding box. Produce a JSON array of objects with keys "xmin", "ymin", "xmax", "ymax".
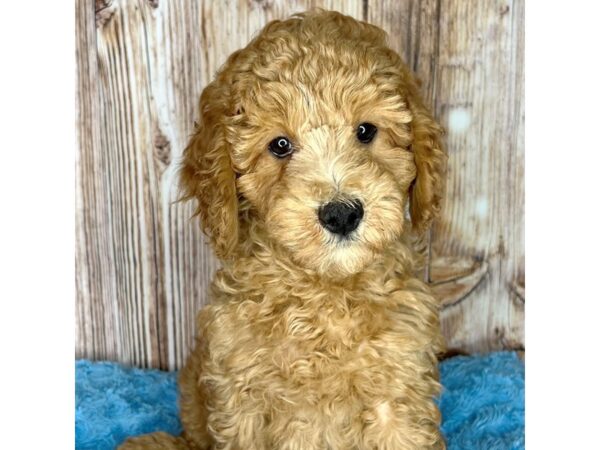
[{"xmin": 76, "ymin": 0, "xmax": 524, "ymax": 370}]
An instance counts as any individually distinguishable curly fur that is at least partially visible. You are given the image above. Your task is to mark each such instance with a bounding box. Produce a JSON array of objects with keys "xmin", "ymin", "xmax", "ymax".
[{"xmin": 121, "ymin": 9, "xmax": 447, "ymax": 450}]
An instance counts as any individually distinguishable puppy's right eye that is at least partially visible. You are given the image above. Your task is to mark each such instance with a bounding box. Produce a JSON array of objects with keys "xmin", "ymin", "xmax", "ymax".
[
  {"xmin": 356, "ymin": 123, "xmax": 377, "ymax": 143},
  {"xmin": 268, "ymin": 136, "xmax": 294, "ymax": 158}
]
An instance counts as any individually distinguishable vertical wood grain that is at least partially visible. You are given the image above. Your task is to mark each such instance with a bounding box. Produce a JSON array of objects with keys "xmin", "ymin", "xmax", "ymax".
[
  {"xmin": 434, "ymin": 0, "xmax": 524, "ymax": 352},
  {"xmin": 76, "ymin": 0, "xmax": 524, "ymax": 368},
  {"xmin": 76, "ymin": 0, "xmax": 118, "ymax": 363}
]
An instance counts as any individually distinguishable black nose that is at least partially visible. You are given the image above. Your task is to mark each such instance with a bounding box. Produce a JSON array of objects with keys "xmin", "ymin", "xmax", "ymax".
[{"xmin": 318, "ymin": 200, "xmax": 364, "ymax": 236}]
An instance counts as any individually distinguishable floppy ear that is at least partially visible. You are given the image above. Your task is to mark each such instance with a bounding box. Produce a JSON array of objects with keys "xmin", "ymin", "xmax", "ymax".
[
  {"xmin": 405, "ymin": 80, "xmax": 447, "ymax": 234},
  {"xmin": 180, "ymin": 80, "xmax": 238, "ymax": 260}
]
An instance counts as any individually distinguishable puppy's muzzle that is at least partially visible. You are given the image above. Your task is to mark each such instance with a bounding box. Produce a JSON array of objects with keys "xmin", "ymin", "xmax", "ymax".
[{"xmin": 318, "ymin": 200, "xmax": 364, "ymax": 236}]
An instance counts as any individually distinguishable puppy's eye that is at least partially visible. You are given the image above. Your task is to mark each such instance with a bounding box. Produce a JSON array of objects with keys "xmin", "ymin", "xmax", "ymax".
[
  {"xmin": 356, "ymin": 123, "xmax": 377, "ymax": 144},
  {"xmin": 268, "ymin": 136, "xmax": 294, "ymax": 158}
]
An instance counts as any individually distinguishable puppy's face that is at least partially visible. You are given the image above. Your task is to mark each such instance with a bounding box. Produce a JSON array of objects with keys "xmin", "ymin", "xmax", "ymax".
[
  {"xmin": 234, "ymin": 76, "xmax": 416, "ymax": 276},
  {"xmin": 181, "ymin": 12, "xmax": 445, "ymax": 278}
]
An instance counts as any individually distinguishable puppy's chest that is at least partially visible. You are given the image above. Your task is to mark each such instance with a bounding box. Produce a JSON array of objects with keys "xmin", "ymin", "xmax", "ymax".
[{"xmin": 223, "ymin": 297, "xmax": 407, "ymax": 396}]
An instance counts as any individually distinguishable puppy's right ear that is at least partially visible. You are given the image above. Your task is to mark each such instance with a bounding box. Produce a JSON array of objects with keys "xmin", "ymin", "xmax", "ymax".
[{"xmin": 180, "ymin": 81, "xmax": 238, "ymax": 260}]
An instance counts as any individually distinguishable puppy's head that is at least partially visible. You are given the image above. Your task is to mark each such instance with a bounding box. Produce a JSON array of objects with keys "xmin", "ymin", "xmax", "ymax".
[{"xmin": 181, "ymin": 11, "xmax": 445, "ymax": 277}]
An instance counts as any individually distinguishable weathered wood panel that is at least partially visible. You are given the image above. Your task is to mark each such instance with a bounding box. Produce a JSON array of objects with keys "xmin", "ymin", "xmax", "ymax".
[
  {"xmin": 76, "ymin": 0, "xmax": 524, "ymax": 369},
  {"xmin": 431, "ymin": 0, "xmax": 524, "ymax": 352}
]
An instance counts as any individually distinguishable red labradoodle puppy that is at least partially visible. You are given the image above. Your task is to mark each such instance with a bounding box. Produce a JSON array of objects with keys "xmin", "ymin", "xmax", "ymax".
[{"xmin": 121, "ymin": 9, "xmax": 447, "ymax": 450}]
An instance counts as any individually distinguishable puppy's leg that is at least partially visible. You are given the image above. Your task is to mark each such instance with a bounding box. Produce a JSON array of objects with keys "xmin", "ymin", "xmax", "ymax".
[
  {"xmin": 178, "ymin": 349, "xmax": 213, "ymax": 449},
  {"xmin": 118, "ymin": 432, "xmax": 192, "ymax": 449},
  {"xmin": 360, "ymin": 399, "xmax": 445, "ymax": 450}
]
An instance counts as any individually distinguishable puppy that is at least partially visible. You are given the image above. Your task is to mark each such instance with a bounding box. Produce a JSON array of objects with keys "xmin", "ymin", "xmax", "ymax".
[{"xmin": 121, "ymin": 9, "xmax": 446, "ymax": 450}]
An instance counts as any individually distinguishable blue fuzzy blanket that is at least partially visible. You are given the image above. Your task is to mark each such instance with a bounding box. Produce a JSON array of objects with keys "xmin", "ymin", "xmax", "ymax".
[{"xmin": 75, "ymin": 352, "xmax": 524, "ymax": 449}]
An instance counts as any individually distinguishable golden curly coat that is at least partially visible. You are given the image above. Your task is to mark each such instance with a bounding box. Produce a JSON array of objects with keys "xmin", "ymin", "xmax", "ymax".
[{"xmin": 121, "ymin": 9, "xmax": 447, "ymax": 450}]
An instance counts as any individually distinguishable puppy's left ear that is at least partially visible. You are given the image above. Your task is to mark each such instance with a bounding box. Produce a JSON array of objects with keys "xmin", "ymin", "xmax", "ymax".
[{"xmin": 405, "ymin": 78, "xmax": 447, "ymax": 233}]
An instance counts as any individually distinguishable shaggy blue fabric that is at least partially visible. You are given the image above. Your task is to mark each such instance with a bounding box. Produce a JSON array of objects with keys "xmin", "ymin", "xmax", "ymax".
[
  {"xmin": 438, "ymin": 352, "xmax": 524, "ymax": 449},
  {"xmin": 75, "ymin": 361, "xmax": 182, "ymax": 449},
  {"xmin": 75, "ymin": 352, "xmax": 524, "ymax": 449}
]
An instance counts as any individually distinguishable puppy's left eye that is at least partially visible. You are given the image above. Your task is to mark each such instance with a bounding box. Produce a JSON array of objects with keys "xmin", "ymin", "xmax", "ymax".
[
  {"xmin": 356, "ymin": 123, "xmax": 377, "ymax": 144},
  {"xmin": 268, "ymin": 136, "xmax": 294, "ymax": 158}
]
